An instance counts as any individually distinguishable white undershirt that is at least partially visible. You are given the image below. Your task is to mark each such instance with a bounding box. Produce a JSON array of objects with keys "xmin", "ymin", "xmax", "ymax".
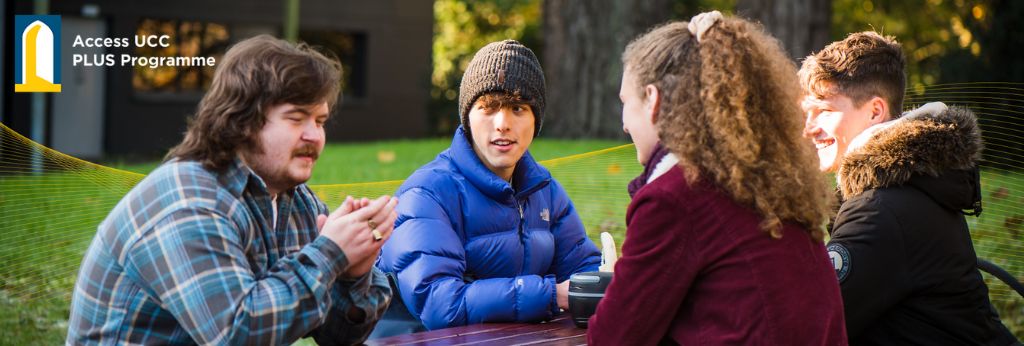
[
  {"xmin": 647, "ymin": 153, "xmax": 679, "ymax": 184},
  {"xmin": 271, "ymin": 194, "xmax": 279, "ymax": 229}
]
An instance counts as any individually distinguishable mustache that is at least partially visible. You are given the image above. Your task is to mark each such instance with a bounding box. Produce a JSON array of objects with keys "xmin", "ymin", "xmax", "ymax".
[{"xmin": 293, "ymin": 145, "xmax": 320, "ymax": 160}]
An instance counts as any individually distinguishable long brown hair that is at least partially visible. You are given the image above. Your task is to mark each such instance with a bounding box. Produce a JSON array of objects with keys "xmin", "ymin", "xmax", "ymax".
[
  {"xmin": 622, "ymin": 18, "xmax": 831, "ymax": 240},
  {"xmin": 166, "ymin": 35, "xmax": 342, "ymax": 171}
]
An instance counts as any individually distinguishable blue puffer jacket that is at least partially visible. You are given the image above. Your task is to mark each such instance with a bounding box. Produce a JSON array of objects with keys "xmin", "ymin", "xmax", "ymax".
[{"xmin": 376, "ymin": 127, "xmax": 601, "ymax": 330}]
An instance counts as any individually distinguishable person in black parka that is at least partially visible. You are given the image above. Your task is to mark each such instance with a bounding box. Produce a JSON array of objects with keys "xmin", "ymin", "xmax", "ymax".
[{"xmin": 800, "ymin": 32, "xmax": 1019, "ymax": 345}]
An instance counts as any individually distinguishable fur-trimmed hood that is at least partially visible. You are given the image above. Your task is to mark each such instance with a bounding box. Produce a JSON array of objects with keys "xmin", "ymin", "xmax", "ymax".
[{"xmin": 838, "ymin": 102, "xmax": 983, "ymax": 211}]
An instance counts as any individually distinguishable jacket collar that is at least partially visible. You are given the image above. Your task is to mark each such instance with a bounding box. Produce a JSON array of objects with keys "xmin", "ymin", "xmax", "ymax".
[
  {"xmin": 838, "ymin": 102, "xmax": 983, "ymax": 213},
  {"xmin": 447, "ymin": 126, "xmax": 551, "ymax": 201},
  {"xmin": 628, "ymin": 142, "xmax": 674, "ymax": 197}
]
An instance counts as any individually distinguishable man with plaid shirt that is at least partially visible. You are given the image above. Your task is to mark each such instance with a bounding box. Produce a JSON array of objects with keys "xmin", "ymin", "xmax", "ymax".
[{"xmin": 67, "ymin": 35, "xmax": 395, "ymax": 345}]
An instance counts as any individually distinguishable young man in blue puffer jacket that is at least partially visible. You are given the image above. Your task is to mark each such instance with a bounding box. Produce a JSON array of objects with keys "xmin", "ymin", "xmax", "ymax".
[{"xmin": 374, "ymin": 40, "xmax": 601, "ymax": 333}]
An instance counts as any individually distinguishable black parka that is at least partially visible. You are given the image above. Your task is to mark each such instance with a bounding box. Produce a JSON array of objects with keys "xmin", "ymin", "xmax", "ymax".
[{"xmin": 828, "ymin": 103, "xmax": 1018, "ymax": 345}]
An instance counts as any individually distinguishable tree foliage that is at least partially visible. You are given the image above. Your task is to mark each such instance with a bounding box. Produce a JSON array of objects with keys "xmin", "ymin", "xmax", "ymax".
[
  {"xmin": 430, "ymin": 0, "xmax": 1022, "ymax": 136},
  {"xmin": 832, "ymin": 0, "xmax": 1024, "ymax": 90},
  {"xmin": 429, "ymin": 0, "xmax": 541, "ymax": 135}
]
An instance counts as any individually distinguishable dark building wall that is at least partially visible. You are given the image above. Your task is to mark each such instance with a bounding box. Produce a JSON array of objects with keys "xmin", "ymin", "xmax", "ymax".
[
  {"xmin": 5, "ymin": 1, "xmax": 33, "ymax": 143},
  {"xmin": 12, "ymin": 1, "xmax": 432, "ymax": 157}
]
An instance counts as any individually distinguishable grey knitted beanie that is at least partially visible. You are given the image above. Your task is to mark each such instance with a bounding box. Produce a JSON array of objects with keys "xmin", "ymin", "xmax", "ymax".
[{"xmin": 459, "ymin": 40, "xmax": 546, "ymax": 137}]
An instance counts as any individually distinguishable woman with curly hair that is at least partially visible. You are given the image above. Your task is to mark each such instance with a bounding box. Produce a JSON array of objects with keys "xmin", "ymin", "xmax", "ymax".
[{"xmin": 586, "ymin": 12, "xmax": 847, "ymax": 345}]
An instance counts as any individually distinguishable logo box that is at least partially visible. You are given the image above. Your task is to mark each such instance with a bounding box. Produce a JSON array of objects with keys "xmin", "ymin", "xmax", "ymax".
[{"xmin": 14, "ymin": 15, "xmax": 62, "ymax": 93}]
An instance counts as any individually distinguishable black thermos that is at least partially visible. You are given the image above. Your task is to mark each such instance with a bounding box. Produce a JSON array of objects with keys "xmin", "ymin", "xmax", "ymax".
[{"xmin": 567, "ymin": 271, "xmax": 613, "ymax": 328}]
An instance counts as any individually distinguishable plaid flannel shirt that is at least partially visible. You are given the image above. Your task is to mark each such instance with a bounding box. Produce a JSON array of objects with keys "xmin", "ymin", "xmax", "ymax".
[{"xmin": 67, "ymin": 158, "xmax": 391, "ymax": 345}]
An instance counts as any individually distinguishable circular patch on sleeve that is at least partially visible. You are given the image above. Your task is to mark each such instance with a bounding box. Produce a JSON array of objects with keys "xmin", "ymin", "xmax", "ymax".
[{"xmin": 826, "ymin": 243, "xmax": 851, "ymax": 283}]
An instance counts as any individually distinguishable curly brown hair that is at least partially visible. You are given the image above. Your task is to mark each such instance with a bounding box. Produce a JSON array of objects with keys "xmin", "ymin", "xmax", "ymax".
[
  {"xmin": 622, "ymin": 18, "xmax": 831, "ymax": 240},
  {"xmin": 798, "ymin": 32, "xmax": 906, "ymax": 117},
  {"xmin": 166, "ymin": 35, "xmax": 342, "ymax": 171}
]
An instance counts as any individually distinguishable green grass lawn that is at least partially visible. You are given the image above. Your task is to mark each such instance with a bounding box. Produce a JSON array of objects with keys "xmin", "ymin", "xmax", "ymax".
[
  {"xmin": 0, "ymin": 137, "xmax": 631, "ymax": 344},
  {"xmin": 109, "ymin": 138, "xmax": 632, "ymax": 183},
  {"xmin": 1, "ymin": 136, "xmax": 1022, "ymax": 343},
  {"xmin": 972, "ymin": 168, "xmax": 1024, "ymax": 336}
]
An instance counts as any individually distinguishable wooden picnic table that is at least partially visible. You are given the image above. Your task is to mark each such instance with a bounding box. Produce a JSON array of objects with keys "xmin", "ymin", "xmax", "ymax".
[{"xmin": 365, "ymin": 316, "xmax": 586, "ymax": 346}]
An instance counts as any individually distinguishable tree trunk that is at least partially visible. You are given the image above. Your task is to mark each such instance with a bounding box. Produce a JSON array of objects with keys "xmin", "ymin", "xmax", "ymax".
[
  {"xmin": 542, "ymin": 0, "xmax": 672, "ymax": 139},
  {"xmin": 735, "ymin": 0, "xmax": 831, "ymax": 60}
]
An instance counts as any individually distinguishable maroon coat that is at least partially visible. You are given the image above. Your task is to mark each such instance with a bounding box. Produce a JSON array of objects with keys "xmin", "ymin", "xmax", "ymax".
[{"xmin": 588, "ymin": 164, "xmax": 847, "ymax": 345}]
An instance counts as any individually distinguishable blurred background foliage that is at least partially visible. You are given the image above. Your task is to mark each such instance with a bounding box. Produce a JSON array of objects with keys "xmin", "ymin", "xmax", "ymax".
[
  {"xmin": 832, "ymin": 0, "xmax": 1024, "ymax": 94},
  {"xmin": 429, "ymin": 0, "xmax": 542, "ymax": 134},
  {"xmin": 428, "ymin": 0, "xmax": 1023, "ymax": 135}
]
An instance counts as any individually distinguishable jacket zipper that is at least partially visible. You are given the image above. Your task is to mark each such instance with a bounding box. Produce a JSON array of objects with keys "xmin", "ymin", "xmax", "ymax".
[
  {"xmin": 515, "ymin": 198, "xmax": 527, "ymax": 274},
  {"xmin": 516, "ymin": 198, "xmax": 526, "ymax": 238}
]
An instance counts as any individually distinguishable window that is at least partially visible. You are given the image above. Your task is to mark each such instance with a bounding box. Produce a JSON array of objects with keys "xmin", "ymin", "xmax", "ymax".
[
  {"xmin": 132, "ymin": 18, "xmax": 230, "ymax": 95},
  {"xmin": 299, "ymin": 30, "xmax": 368, "ymax": 100}
]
